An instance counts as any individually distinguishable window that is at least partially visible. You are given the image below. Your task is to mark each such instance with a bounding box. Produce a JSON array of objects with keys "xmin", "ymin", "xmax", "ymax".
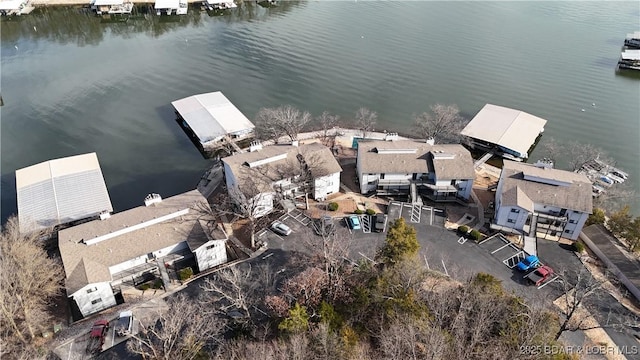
[
  {"xmin": 507, "ymin": 219, "xmax": 515, "ymax": 224},
  {"xmin": 564, "ymin": 229, "xmax": 573, "ymax": 234},
  {"xmin": 206, "ymin": 244, "xmax": 217, "ymax": 250},
  {"xmin": 91, "ymin": 298, "xmax": 102, "ymax": 305},
  {"xmin": 86, "ymin": 287, "xmax": 98, "ymax": 294},
  {"xmin": 380, "ymin": 173, "xmax": 385, "ymax": 179},
  {"xmin": 510, "ymin": 209, "xmax": 520, "ymax": 213},
  {"xmin": 569, "ymin": 219, "xmax": 577, "ymax": 224}
]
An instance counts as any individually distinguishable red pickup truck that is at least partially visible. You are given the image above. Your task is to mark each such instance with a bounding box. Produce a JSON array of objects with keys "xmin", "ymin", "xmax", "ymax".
[
  {"xmin": 86, "ymin": 319, "xmax": 109, "ymax": 354},
  {"xmin": 524, "ymin": 265, "xmax": 554, "ymax": 286}
]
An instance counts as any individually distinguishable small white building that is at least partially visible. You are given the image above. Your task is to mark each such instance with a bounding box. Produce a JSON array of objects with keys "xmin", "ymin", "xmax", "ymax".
[
  {"xmin": 154, "ymin": 0, "xmax": 187, "ymax": 15},
  {"xmin": 0, "ymin": 0, "xmax": 28, "ymax": 15},
  {"xmin": 356, "ymin": 140, "xmax": 475, "ymax": 202},
  {"xmin": 58, "ymin": 190, "xmax": 228, "ymax": 318},
  {"xmin": 222, "ymin": 142, "xmax": 342, "ymax": 217},
  {"xmin": 91, "ymin": 0, "xmax": 133, "ymax": 14},
  {"xmin": 15, "ymin": 152, "xmax": 113, "ymax": 233},
  {"xmin": 204, "ymin": 0, "xmax": 236, "ymax": 10},
  {"xmin": 172, "ymin": 91, "xmax": 254, "ymax": 147},
  {"xmin": 460, "ymin": 104, "xmax": 547, "ymax": 161},
  {"xmin": 493, "ymin": 160, "xmax": 593, "ymax": 241}
]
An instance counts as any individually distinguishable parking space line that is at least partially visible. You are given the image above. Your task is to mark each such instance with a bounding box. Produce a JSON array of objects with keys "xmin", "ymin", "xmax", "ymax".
[
  {"xmin": 262, "ymin": 253, "xmax": 274, "ymax": 260},
  {"xmin": 491, "ymin": 242, "xmax": 516, "ymax": 254},
  {"xmin": 537, "ymin": 276, "xmax": 559, "ymax": 289},
  {"xmin": 503, "ymin": 251, "xmax": 526, "ymax": 268},
  {"xmin": 410, "ymin": 204, "xmax": 421, "ymax": 223},
  {"xmin": 478, "ymin": 233, "xmax": 500, "ymax": 245},
  {"xmin": 441, "ymin": 259, "xmax": 449, "ymax": 276},
  {"xmin": 361, "ymin": 215, "xmax": 372, "ymax": 233},
  {"xmin": 423, "ymin": 255, "xmax": 430, "ymax": 270}
]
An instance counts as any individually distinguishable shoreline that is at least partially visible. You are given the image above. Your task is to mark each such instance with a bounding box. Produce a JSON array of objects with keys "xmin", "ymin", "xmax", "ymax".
[{"xmin": 29, "ymin": 0, "xmax": 237, "ymax": 6}]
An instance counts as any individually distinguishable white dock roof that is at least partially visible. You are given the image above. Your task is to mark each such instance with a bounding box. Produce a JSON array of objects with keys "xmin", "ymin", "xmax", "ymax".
[
  {"xmin": 621, "ymin": 50, "xmax": 640, "ymax": 61},
  {"xmin": 626, "ymin": 31, "xmax": 640, "ymax": 40},
  {"xmin": 155, "ymin": 0, "xmax": 178, "ymax": 9},
  {"xmin": 461, "ymin": 104, "xmax": 547, "ymax": 157},
  {"xmin": 93, "ymin": 0, "xmax": 123, "ymax": 6},
  {"xmin": 0, "ymin": 0, "xmax": 25, "ymax": 10},
  {"xmin": 172, "ymin": 91, "xmax": 255, "ymax": 145},
  {"xmin": 16, "ymin": 153, "xmax": 113, "ymax": 233}
]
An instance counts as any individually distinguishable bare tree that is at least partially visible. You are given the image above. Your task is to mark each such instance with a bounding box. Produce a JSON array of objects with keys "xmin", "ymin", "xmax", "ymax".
[
  {"xmin": 355, "ymin": 107, "xmax": 377, "ymax": 139},
  {"xmin": 541, "ymin": 138, "xmax": 613, "ymax": 172},
  {"xmin": 201, "ymin": 263, "xmax": 276, "ymax": 322},
  {"xmin": 552, "ymin": 267, "xmax": 633, "ymax": 340},
  {"xmin": 255, "ymin": 105, "xmax": 311, "ymax": 143},
  {"xmin": 128, "ymin": 294, "xmax": 224, "ymax": 360},
  {"xmin": 0, "ymin": 217, "xmax": 63, "ymax": 355},
  {"xmin": 377, "ymin": 318, "xmax": 447, "ymax": 360},
  {"xmin": 316, "ymin": 111, "xmax": 340, "ymax": 147},
  {"xmin": 413, "ymin": 104, "xmax": 466, "ymax": 144}
]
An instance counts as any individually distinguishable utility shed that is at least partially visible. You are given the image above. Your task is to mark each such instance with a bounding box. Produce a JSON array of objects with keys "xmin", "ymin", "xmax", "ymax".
[
  {"xmin": 460, "ymin": 104, "xmax": 547, "ymax": 161},
  {"xmin": 172, "ymin": 92, "xmax": 255, "ymax": 146},
  {"xmin": 16, "ymin": 153, "xmax": 113, "ymax": 233}
]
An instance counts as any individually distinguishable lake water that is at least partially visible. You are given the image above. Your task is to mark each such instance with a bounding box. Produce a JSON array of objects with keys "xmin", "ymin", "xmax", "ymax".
[{"xmin": 1, "ymin": 1, "xmax": 639, "ymax": 222}]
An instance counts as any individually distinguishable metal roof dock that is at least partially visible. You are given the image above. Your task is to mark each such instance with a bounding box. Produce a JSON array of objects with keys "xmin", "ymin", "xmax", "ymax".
[
  {"xmin": 16, "ymin": 152, "xmax": 113, "ymax": 233},
  {"xmin": 460, "ymin": 104, "xmax": 547, "ymax": 161},
  {"xmin": 172, "ymin": 91, "xmax": 255, "ymax": 148}
]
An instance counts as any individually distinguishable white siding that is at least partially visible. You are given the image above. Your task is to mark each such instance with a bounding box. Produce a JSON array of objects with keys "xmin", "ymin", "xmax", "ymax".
[
  {"xmin": 455, "ymin": 179, "xmax": 472, "ymax": 200},
  {"xmin": 495, "ymin": 205, "xmax": 528, "ymax": 231},
  {"xmin": 563, "ymin": 211, "xmax": 589, "ymax": 240},
  {"xmin": 71, "ymin": 282, "xmax": 117, "ymax": 317},
  {"xmin": 194, "ymin": 239, "xmax": 228, "ymax": 271},
  {"xmin": 314, "ymin": 172, "xmax": 340, "ymax": 200},
  {"xmin": 251, "ymin": 192, "xmax": 274, "ymax": 218},
  {"xmin": 109, "ymin": 242, "xmax": 189, "ymax": 275},
  {"xmin": 359, "ymin": 173, "xmax": 379, "ymax": 194}
]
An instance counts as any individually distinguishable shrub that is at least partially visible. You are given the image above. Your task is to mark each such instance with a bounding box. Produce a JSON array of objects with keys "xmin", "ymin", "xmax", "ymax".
[
  {"xmin": 365, "ymin": 209, "xmax": 376, "ymax": 216},
  {"xmin": 153, "ymin": 278, "xmax": 163, "ymax": 289},
  {"xmin": 139, "ymin": 283, "xmax": 150, "ymax": 291},
  {"xmin": 354, "ymin": 209, "xmax": 365, "ymax": 215},
  {"xmin": 573, "ymin": 241, "xmax": 585, "ymax": 253},
  {"xmin": 328, "ymin": 202, "xmax": 339, "ymax": 211},
  {"xmin": 470, "ymin": 229, "xmax": 482, "ymax": 241},
  {"xmin": 178, "ymin": 267, "xmax": 194, "ymax": 281},
  {"xmin": 458, "ymin": 225, "xmax": 469, "ymax": 234}
]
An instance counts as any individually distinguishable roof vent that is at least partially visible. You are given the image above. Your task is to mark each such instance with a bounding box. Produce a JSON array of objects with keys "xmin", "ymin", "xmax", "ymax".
[
  {"xmin": 144, "ymin": 193, "xmax": 162, "ymax": 206},
  {"xmin": 384, "ymin": 132, "xmax": 399, "ymax": 141},
  {"xmin": 99, "ymin": 211, "xmax": 111, "ymax": 220},
  {"xmin": 249, "ymin": 141, "xmax": 263, "ymax": 152},
  {"xmin": 426, "ymin": 137, "xmax": 435, "ymax": 145}
]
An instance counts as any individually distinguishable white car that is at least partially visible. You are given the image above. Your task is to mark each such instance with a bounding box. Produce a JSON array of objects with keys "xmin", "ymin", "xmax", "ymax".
[{"xmin": 271, "ymin": 221, "xmax": 292, "ymax": 236}]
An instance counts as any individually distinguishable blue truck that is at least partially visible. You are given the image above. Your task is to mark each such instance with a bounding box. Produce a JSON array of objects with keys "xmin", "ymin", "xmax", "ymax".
[{"xmin": 516, "ymin": 255, "xmax": 540, "ymax": 271}]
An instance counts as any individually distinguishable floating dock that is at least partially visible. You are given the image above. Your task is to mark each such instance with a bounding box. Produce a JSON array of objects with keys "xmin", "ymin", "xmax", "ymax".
[
  {"xmin": 618, "ymin": 49, "xmax": 640, "ymax": 71},
  {"xmin": 624, "ymin": 31, "xmax": 640, "ymax": 49},
  {"xmin": 576, "ymin": 159, "xmax": 629, "ymax": 198}
]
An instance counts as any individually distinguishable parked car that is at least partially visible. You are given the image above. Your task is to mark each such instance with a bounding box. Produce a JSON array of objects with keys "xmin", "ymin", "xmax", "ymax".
[
  {"xmin": 346, "ymin": 215, "xmax": 361, "ymax": 230},
  {"xmin": 271, "ymin": 221, "xmax": 292, "ymax": 236},
  {"xmin": 115, "ymin": 311, "xmax": 133, "ymax": 337},
  {"xmin": 313, "ymin": 215, "xmax": 335, "ymax": 236},
  {"xmin": 516, "ymin": 255, "xmax": 540, "ymax": 272},
  {"xmin": 86, "ymin": 319, "xmax": 109, "ymax": 354},
  {"xmin": 524, "ymin": 265, "xmax": 554, "ymax": 286},
  {"xmin": 374, "ymin": 214, "xmax": 387, "ymax": 232}
]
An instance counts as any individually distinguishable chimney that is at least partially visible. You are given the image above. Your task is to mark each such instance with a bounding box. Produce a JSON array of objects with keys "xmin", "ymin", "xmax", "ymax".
[
  {"xmin": 144, "ymin": 193, "xmax": 162, "ymax": 206},
  {"xmin": 426, "ymin": 137, "xmax": 435, "ymax": 146},
  {"xmin": 99, "ymin": 211, "xmax": 111, "ymax": 220},
  {"xmin": 291, "ymin": 140, "xmax": 299, "ymax": 147},
  {"xmin": 249, "ymin": 141, "xmax": 263, "ymax": 152}
]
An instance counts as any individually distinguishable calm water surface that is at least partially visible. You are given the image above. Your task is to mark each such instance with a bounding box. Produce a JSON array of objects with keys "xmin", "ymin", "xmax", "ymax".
[{"xmin": 1, "ymin": 1, "xmax": 639, "ymax": 221}]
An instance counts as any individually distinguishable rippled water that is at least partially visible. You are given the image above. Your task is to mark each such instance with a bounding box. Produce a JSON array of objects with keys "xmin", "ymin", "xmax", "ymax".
[{"xmin": 1, "ymin": 1, "xmax": 639, "ymax": 221}]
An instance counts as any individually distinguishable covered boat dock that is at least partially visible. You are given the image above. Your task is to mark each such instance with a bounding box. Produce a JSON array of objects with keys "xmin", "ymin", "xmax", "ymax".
[
  {"xmin": 172, "ymin": 91, "xmax": 255, "ymax": 150},
  {"xmin": 460, "ymin": 104, "xmax": 547, "ymax": 161}
]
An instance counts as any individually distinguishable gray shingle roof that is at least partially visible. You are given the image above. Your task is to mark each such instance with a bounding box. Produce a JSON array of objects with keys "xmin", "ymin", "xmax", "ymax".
[
  {"xmin": 222, "ymin": 143, "xmax": 342, "ymax": 191},
  {"xmin": 357, "ymin": 140, "xmax": 475, "ymax": 180},
  {"xmin": 499, "ymin": 160, "xmax": 593, "ymax": 213},
  {"xmin": 58, "ymin": 190, "xmax": 221, "ymax": 294},
  {"xmin": 16, "ymin": 153, "xmax": 113, "ymax": 233}
]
